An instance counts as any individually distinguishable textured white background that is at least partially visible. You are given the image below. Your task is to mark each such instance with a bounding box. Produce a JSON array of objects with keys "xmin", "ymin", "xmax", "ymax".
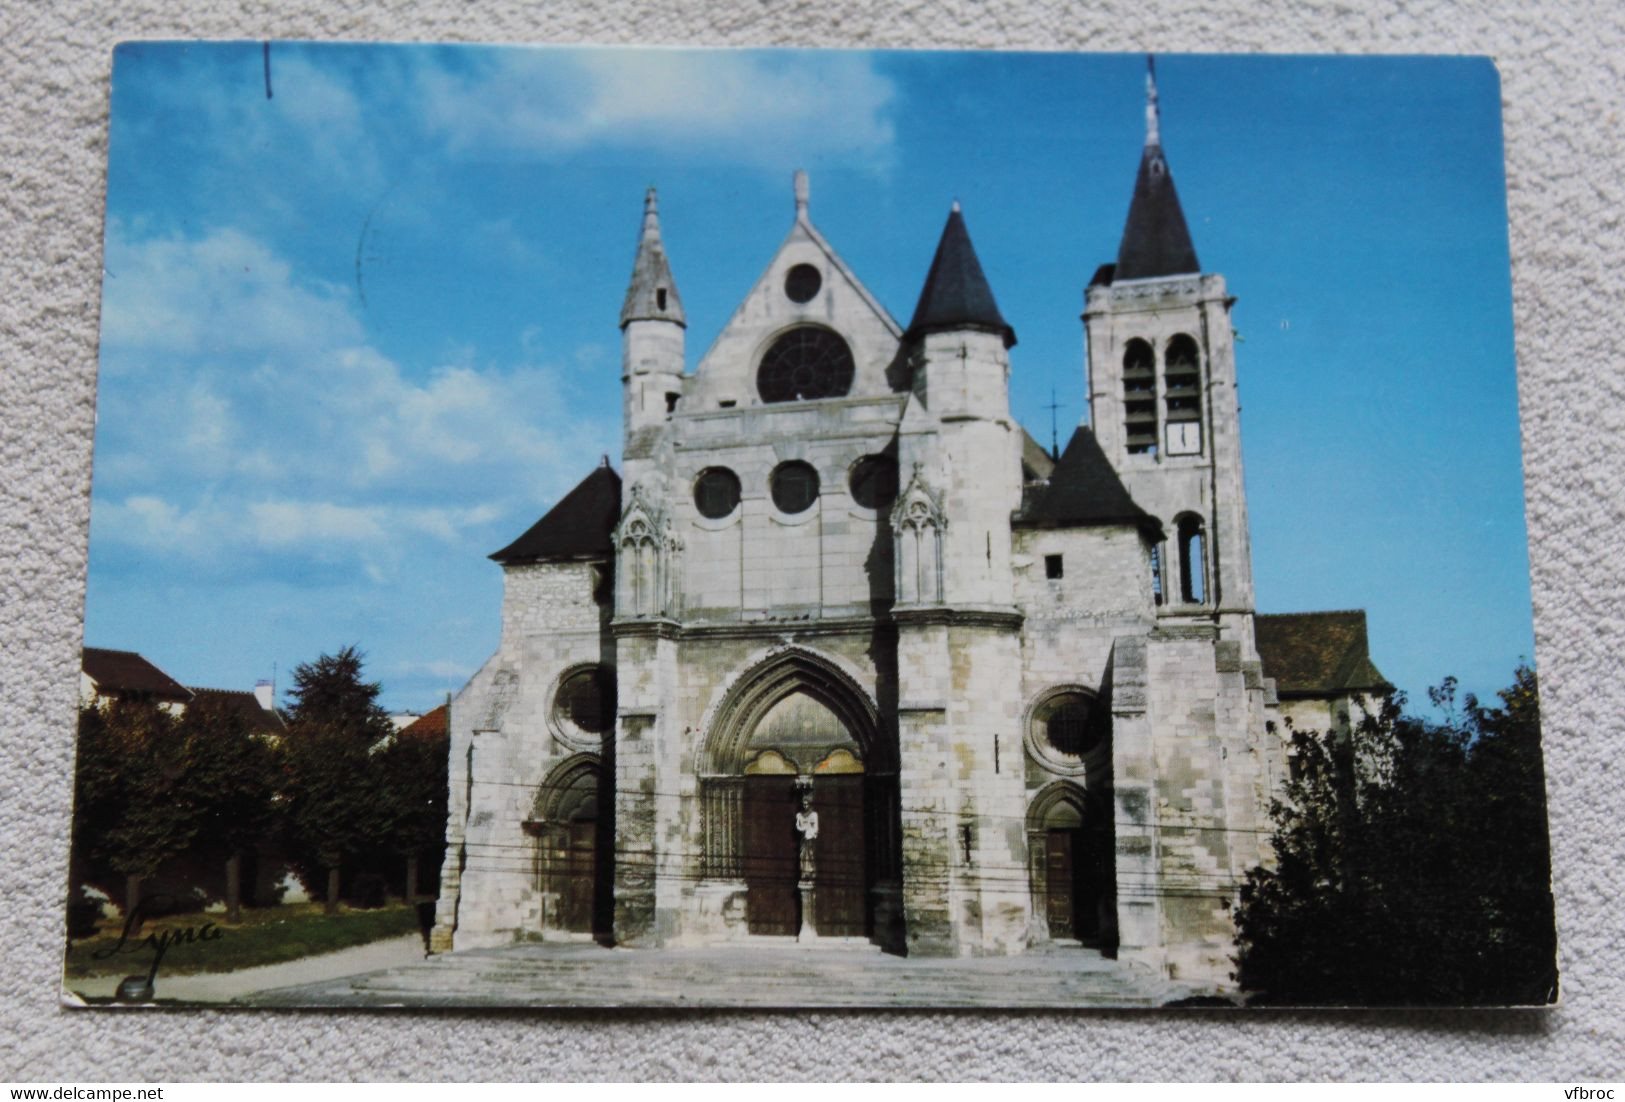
[{"xmin": 3, "ymin": 0, "xmax": 1621, "ymax": 1082}]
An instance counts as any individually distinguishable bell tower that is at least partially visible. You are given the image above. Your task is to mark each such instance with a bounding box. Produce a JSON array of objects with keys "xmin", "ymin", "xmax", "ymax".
[{"xmin": 1083, "ymin": 58, "xmax": 1256, "ymax": 641}]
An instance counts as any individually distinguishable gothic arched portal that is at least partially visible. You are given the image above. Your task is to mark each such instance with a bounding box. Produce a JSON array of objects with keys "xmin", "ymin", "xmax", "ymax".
[{"xmin": 698, "ymin": 648, "xmax": 901, "ymax": 946}]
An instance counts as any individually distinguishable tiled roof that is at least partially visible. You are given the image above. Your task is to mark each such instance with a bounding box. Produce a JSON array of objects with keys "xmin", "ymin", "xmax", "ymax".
[
  {"xmin": 1255, "ymin": 610, "xmax": 1391, "ymax": 697},
  {"xmin": 491, "ymin": 464, "xmax": 622, "ymax": 565},
  {"xmin": 398, "ymin": 703, "xmax": 449, "ymax": 741},
  {"xmin": 905, "ymin": 205, "xmax": 1015, "ymax": 348},
  {"xmin": 1016, "ymin": 426, "xmax": 1162, "ymax": 540},
  {"xmin": 82, "ymin": 647, "xmax": 192, "ymax": 702},
  {"xmin": 187, "ymin": 687, "xmax": 286, "ymax": 734}
]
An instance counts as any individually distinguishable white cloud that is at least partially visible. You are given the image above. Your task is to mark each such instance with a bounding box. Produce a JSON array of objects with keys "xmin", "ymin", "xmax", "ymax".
[
  {"xmin": 93, "ymin": 224, "xmax": 617, "ymax": 574},
  {"xmin": 132, "ymin": 47, "xmax": 392, "ymax": 199},
  {"xmin": 96, "ymin": 493, "xmax": 505, "ymax": 576},
  {"xmin": 413, "ymin": 48, "xmax": 897, "ymax": 166},
  {"xmin": 391, "ymin": 658, "xmax": 475, "ymax": 681},
  {"xmin": 100, "ymin": 222, "xmax": 361, "ymax": 362},
  {"xmin": 244, "ymin": 499, "xmax": 391, "ymax": 549}
]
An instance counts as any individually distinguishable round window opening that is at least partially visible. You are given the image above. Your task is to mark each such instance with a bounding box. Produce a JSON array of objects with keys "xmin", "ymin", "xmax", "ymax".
[
  {"xmin": 784, "ymin": 264, "xmax": 822, "ymax": 304},
  {"xmin": 849, "ymin": 455, "xmax": 898, "ymax": 510},
  {"xmin": 555, "ymin": 667, "xmax": 613, "ymax": 738},
  {"xmin": 1037, "ymin": 692, "xmax": 1101, "ymax": 758},
  {"xmin": 770, "ymin": 460, "xmax": 821, "ymax": 514},
  {"xmin": 757, "ymin": 326, "xmax": 855, "ymax": 403},
  {"xmin": 693, "ymin": 467, "xmax": 741, "ymax": 519}
]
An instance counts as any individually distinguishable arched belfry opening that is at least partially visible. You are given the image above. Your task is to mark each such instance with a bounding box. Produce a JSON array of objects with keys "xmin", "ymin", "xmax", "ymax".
[{"xmin": 698, "ymin": 648, "xmax": 902, "ymax": 947}]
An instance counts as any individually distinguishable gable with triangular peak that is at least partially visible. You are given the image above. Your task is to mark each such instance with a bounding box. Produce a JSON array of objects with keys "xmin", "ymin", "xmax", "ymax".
[{"xmin": 687, "ymin": 176, "xmax": 904, "ymax": 410}]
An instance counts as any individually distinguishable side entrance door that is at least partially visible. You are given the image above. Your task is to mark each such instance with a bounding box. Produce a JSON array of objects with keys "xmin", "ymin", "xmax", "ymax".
[
  {"xmin": 1045, "ymin": 826, "xmax": 1105, "ymax": 944},
  {"xmin": 1046, "ymin": 829, "xmax": 1079, "ymax": 941},
  {"xmin": 558, "ymin": 819, "xmax": 597, "ymax": 933}
]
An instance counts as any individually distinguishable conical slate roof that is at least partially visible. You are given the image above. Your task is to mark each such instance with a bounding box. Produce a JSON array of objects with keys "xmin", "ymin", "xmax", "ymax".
[
  {"xmin": 905, "ymin": 204, "xmax": 1015, "ymax": 348},
  {"xmin": 619, "ymin": 188, "xmax": 686, "ymax": 329},
  {"xmin": 491, "ymin": 463, "xmax": 622, "ymax": 564},
  {"xmin": 1115, "ymin": 142, "xmax": 1200, "ymax": 281},
  {"xmin": 1115, "ymin": 62, "xmax": 1200, "ymax": 281},
  {"xmin": 1018, "ymin": 425, "xmax": 1162, "ymax": 540}
]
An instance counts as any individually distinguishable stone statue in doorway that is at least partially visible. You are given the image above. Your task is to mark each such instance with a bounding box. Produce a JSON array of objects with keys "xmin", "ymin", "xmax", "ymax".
[{"xmin": 795, "ymin": 784, "xmax": 819, "ymax": 881}]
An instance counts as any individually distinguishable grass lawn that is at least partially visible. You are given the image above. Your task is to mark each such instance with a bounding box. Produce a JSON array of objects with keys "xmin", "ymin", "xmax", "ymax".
[{"xmin": 64, "ymin": 901, "xmax": 425, "ymax": 978}]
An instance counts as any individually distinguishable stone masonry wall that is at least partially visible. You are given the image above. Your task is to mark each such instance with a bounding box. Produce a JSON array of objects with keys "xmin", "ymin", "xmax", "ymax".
[
  {"xmin": 895, "ymin": 620, "xmax": 955, "ymax": 955},
  {"xmin": 1143, "ymin": 631, "xmax": 1243, "ymax": 985},
  {"xmin": 434, "ymin": 560, "xmax": 611, "ymax": 951}
]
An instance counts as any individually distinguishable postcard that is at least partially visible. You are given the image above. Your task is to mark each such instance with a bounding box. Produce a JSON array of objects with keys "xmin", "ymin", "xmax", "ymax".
[{"xmin": 66, "ymin": 43, "xmax": 1554, "ymax": 1008}]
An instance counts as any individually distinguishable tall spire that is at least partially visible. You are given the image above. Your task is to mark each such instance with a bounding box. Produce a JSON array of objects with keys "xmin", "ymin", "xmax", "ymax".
[
  {"xmin": 619, "ymin": 187, "xmax": 686, "ymax": 329},
  {"xmin": 905, "ymin": 203, "xmax": 1016, "ymax": 348},
  {"xmin": 1114, "ymin": 55, "xmax": 1200, "ymax": 281},
  {"xmin": 1145, "ymin": 55, "xmax": 1160, "ymax": 146}
]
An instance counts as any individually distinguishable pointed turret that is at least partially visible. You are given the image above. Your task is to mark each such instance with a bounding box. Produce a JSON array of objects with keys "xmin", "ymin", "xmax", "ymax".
[
  {"xmin": 620, "ymin": 188, "xmax": 686, "ymax": 329},
  {"xmin": 620, "ymin": 188, "xmax": 686, "ymax": 444},
  {"xmin": 906, "ymin": 201, "xmax": 1016, "ymax": 348},
  {"xmin": 1114, "ymin": 58, "xmax": 1200, "ymax": 281}
]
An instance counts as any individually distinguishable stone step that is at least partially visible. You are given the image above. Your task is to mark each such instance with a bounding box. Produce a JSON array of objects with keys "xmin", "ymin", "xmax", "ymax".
[{"xmin": 246, "ymin": 942, "xmax": 1190, "ymax": 1008}]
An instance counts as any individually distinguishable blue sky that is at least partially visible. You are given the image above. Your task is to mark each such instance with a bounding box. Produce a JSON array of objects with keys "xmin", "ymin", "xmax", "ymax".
[{"xmin": 87, "ymin": 44, "xmax": 1531, "ymax": 715}]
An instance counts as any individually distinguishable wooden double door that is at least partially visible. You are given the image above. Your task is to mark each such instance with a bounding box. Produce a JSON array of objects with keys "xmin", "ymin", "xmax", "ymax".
[{"xmin": 741, "ymin": 775, "xmax": 868, "ymax": 937}]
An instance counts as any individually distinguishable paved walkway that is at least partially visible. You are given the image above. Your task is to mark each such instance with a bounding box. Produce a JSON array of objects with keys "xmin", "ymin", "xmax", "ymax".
[
  {"xmin": 63, "ymin": 933, "xmax": 428, "ymax": 1006},
  {"xmin": 246, "ymin": 940, "xmax": 1214, "ymax": 1009}
]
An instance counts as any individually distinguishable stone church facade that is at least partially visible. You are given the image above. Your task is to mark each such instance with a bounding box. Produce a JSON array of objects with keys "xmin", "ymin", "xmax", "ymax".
[{"xmin": 430, "ymin": 73, "xmax": 1386, "ymax": 989}]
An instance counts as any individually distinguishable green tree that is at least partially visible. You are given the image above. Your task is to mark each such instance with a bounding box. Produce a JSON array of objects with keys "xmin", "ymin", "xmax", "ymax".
[
  {"xmin": 176, "ymin": 695, "xmax": 278, "ymax": 922},
  {"xmin": 373, "ymin": 720, "xmax": 450, "ymax": 901},
  {"xmin": 1234, "ymin": 665, "xmax": 1557, "ymax": 1005},
  {"xmin": 70, "ymin": 700, "xmax": 203, "ymax": 916},
  {"xmin": 283, "ymin": 645, "xmax": 396, "ymax": 745},
  {"xmin": 280, "ymin": 646, "xmax": 393, "ymax": 913},
  {"xmin": 1459, "ymin": 665, "xmax": 1556, "ymax": 1003}
]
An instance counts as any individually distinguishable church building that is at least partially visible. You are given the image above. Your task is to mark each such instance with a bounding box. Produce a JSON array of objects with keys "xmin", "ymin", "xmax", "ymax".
[{"xmin": 430, "ymin": 68, "xmax": 1386, "ymax": 989}]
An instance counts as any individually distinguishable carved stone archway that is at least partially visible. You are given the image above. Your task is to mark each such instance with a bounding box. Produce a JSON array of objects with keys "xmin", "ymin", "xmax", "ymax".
[
  {"xmin": 696, "ymin": 647, "xmax": 901, "ymax": 946},
  {"xmin": 699, "ymin": 646, "xmax": 891, "ymax": 775},
  {"xmin": 523, "ymin": 753, "xmax": 609, "ymax": 938}
]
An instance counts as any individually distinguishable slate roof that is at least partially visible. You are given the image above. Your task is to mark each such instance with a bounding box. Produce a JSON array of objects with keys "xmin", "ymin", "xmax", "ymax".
[
  {"xmin": 187, "ymin": 687, "xmax": 286, "ymax": 734},
  {"xmin": 620, "ymin": 188, "xmax": 686, "ymax": 329},
  {"xmin": 398, "ymin": 703, "xmax": 449, "ymax": 742},
  {"xmin": 1114, "ymin": 142, "xmax": 1200, "ymax": 281},
  {"xmin": 82, "ymin": 647, "xmax": 192, "ymax": 702},
  {"xmin": 1016, "ymin": 426, "xmax": 1162, "ymax": 540},
  {"xmin": 491, "ymin": 464, "xmax": 622, "ymax": 565},
  {"xmin": 905, "ymin": 205, "xmax": 1016, "ymax": 348},
  {"xmin": 1255, "ymin": 611, "xmax": 1391, "ymax": 698},
  {"xmin": 1020, "ymin": 426, "xmax": 1056, "ymax": 481}
]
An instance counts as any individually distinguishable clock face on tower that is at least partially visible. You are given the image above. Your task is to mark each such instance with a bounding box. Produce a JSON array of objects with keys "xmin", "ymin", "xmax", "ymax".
[{"xmin": 1166, "ymin": 421, "xmax": 1202, "ymax": 456}]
